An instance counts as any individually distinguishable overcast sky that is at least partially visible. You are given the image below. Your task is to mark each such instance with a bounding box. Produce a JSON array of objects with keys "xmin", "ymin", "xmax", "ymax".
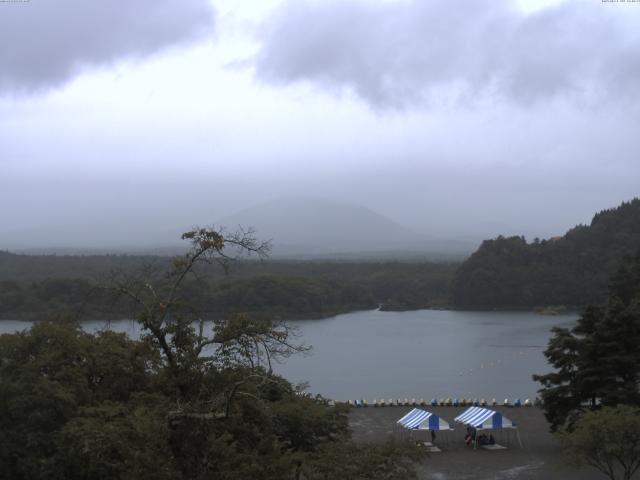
[{"xmin": 1, "ymin": 0, "xmax": 639, "ymax": 249}]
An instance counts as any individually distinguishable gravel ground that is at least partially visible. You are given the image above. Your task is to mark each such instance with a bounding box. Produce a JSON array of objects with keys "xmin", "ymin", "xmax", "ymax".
[{"xmin": 349, "ymin": 405, "xmax": 607, "ymax": 480}]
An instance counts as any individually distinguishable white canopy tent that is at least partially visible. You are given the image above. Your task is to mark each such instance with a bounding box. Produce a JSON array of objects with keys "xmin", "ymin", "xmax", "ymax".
[
  {"xmin": 454, "ymin": 406, "xmax": 522, "ymax": 448},
  {"xmin": 397, "ymin": 408, "xmax": 453, "ymax": 431},
  {"xmin": 396, "ymin": 408, "xmax": 453, "ymax": 446}
]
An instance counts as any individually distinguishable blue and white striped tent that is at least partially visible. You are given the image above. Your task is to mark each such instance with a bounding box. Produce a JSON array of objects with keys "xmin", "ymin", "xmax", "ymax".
[
  {"xmin": 454, "ymin": 406, "xmax": 516, "ymax": 430},
  {"xmin": 397, "ymin": 408, "xmax": 452, "ymax": 431}
]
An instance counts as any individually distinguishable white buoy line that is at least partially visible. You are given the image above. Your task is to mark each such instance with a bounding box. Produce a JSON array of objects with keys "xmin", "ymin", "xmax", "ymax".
[{"xmin": 345, "ymin": 397, "xmax": 540, "ymax": 408}]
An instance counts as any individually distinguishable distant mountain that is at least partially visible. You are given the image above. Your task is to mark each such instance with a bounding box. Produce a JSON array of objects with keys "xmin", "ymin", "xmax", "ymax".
[
  {"xmin": 217, "ymin": 197, "xmax": 473, "ymax": 258},
  {"xmin": 451, "ymin": 198, "xmax": 640, "ymax": 308},
  {"xmin": 0, "ymin": 197, "xmax": 475, "ymax": 259}
]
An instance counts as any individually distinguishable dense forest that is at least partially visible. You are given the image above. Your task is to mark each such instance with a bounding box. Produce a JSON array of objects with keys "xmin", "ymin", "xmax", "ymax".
[
  {"xmin": 451, "ymin": 199, "xmax": 640, "ymax": 308},
  {"xmin": 0, "ymin": 252, "xmax": 455, "ymax": 321},
  {"xmin": 0, "ymin": 229, "xmax": 425, "ymax": 479},
  {"xmin": 3, "ymin": 198, "xmax": 640, "ymax": 320}
]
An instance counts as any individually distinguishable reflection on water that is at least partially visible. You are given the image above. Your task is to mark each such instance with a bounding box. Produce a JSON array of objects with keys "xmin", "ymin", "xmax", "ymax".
[{"xmin": 0, "ymin": 309, "xmax": 577, "ymax": 401}]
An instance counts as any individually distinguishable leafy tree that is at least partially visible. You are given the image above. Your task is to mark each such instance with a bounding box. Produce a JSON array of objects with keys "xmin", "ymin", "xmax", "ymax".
[
  {"xmin": 534, "ymin": 250, "xmax": 640, "ymax": 430},
  {"xmin": 558, "ymin": 406, "xmax": 640, "ymax": 480},
  {"xmin": 56, "ymin": 395, "xmax": 179, "ymax": 480},
  {"xmin": 0, "ymin": 227, "xmax": 428, "ymax": 479},
  {"xmin": 0, "ymin": 320, "xmax": 159, "ymax": 479}
]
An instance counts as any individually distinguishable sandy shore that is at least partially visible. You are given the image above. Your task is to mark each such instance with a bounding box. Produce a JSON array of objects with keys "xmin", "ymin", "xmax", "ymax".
[{"xmin": 349, "ymin": 405, "xmax": 606, "ymax": 480}]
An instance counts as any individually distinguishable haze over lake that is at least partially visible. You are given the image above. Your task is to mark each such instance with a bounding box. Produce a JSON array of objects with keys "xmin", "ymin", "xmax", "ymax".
[{"xmin": 1, "ymin": 309, "xmax": 576, "ymax": 401}]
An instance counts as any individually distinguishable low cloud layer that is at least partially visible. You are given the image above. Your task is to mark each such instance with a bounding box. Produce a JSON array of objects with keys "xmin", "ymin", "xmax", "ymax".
[
  {"xmin": 0, "ymin": 1, "xmax": 637, "ymax": 251},
  {"xmin": 255, "ymin": 0, "xmax": 640, "ymax": 109},
  {"xmin": 0, "ymin": 0, "xmax": 215, "ymax": 94}
]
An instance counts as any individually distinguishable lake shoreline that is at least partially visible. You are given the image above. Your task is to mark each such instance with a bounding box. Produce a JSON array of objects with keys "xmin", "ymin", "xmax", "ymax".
[{"xmin": 0, "ymin": 304, "xmax": 584, "ymax": 323}]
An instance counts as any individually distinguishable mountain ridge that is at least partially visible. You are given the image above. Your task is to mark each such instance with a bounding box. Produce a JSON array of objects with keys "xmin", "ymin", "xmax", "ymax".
[
  {"xmin": 217, "ymin": 197, "xmax": 474, "ymax": 257},
  {"xmin": 451, "ymin": 198, "xmax": 640, "ymax": 308}
]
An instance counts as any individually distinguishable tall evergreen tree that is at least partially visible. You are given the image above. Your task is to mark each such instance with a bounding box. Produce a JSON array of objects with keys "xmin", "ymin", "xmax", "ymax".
[{"xmin": 534, "ymin": 251, "xmax": 640, "ymax": 430}]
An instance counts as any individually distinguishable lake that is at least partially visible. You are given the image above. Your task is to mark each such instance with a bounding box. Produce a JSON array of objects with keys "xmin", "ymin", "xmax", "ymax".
[{"xmin": 0, "ymin": 309, "xmax": 577, "ymax": 402}]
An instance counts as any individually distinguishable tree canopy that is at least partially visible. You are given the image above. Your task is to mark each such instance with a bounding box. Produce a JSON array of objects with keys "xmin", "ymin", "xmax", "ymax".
[
  {"xmin": 534, "ymin": 250, "xmax": 640, "ymax": 431},
  {"xmin": 559, "ymin": 406, "xmax": 640, "ymax": 480},
  {"xmin": 0, "ymin": 252, "xmax": 455, "ymax": 321},
  {"xmin": 0, "ymin": 227, "xmax": 426, "ymax": 479},
  {"xmin": 452, "ymin": 198, "xmax": 640, "ymax": 308}
]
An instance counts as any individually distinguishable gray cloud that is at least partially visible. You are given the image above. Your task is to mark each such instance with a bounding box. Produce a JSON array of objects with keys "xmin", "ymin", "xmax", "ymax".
[
  {"xmin": 255, "ymin": 0, "xmax": 640, "ymax": 109},
  {"xmin": 0, "ymin": 0, "xmax": 215, "ymax": 94}
]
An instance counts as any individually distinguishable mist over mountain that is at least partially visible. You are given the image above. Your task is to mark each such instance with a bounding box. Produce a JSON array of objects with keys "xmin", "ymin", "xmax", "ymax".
[
  {"xmin": 1, "ymin": 197, "xmax": 476, "ymax": 258},
  {"xmin": 217, "ymin": 197, "xmax": 474, "ymax": 258}
]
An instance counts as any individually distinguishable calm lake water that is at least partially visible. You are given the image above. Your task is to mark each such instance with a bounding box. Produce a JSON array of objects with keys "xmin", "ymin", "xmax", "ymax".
[{"xmin": 0, "ymin": 309, "xmax": 577, "ymax": 402}]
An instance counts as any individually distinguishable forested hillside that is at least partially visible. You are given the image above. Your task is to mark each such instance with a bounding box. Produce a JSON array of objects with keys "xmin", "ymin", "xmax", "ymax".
[
  {"xmin": 451, "ymin": 199, "xmax": 640, "ymax": 308},
  {"xmin": 5, "ymin": 198, "xmax": 639, "ymax": 317},
  {"xmin": 0, "ymin": 253, "xmax": 455, "ymax": 320}
]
